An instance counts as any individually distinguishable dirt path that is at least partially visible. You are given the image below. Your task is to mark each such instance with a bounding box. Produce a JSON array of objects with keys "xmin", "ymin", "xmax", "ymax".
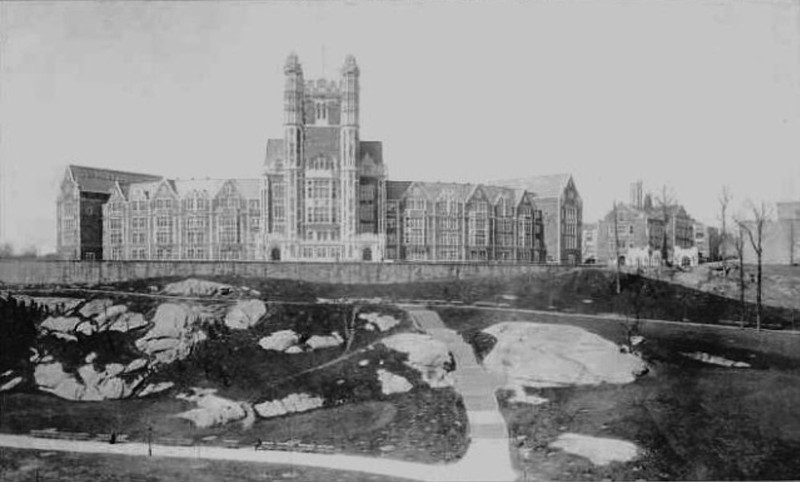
[{"xmin": 406, "ymin": 309, "xmax": 518, "ymax": 482}]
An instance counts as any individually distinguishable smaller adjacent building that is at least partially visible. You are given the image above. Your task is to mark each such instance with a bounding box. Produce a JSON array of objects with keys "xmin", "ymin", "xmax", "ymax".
[
  {"xmin": 581, "ymin": 222, "xmax": 598, "ymax": 264},
  {"xmin": 57, "ymin": 165, "xmax": 162, "ymax": 260},
  {"xmin": 489, "ymin": 174, "xmax": 582, "ymax": 264},
  {"xmin": 102, "ymin": 178, "xmax": 267, "ymax": 261}
]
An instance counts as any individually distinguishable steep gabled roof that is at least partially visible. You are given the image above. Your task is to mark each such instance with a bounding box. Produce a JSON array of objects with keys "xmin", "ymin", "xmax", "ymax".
[
  {"xmin": 67, "ymin": 164, "xmax": 162, "ymax": 195},
  {"xmin": 482, "ymin": 185, "xmax": 518, "ymax": 205},
  {"xmin": 488, "ymin": 173, "xmax": 572, "ymax": 199},
  {"xmin": 386, "ymin": 180, "xmax": 412, "ymax": 201}
]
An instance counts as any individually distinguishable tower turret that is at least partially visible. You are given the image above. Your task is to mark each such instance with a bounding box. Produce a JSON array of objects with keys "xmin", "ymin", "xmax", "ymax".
[
  {"xmin": 284, "ymin": 52, "xmax": 304, "ymax": 126},
  {"xmin": 340, "ymin": 55, "xmax": 359, "ymax": 127}
]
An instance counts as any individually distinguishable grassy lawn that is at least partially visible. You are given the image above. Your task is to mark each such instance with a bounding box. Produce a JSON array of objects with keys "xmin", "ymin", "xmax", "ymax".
[{"xmin": 0, "ymin": 447, "xmax": 413, "ymax": 482}]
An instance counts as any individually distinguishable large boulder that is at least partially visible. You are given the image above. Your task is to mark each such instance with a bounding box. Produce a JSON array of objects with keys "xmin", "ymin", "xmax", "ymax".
[
  {"xmin": 482, "ymin": 322, "xmax": 648, "ymax": 389},
  {"xmin": 40, "ymin": 316, "xmax": 82, "ymax": 334},
  {"xmin": 254, "ymin": 392, "xmax": 324, "ymax": 419},
  {"xmin": 359, "ymin": 312, "xmax": 400, "ymax": 332},
  {"xmin": 305, "ymin": 332, "xmax": 344, "ymax": 350},
  {"xmin": 78, "ymin": 299, "xmax": 114, "ymax": 318},
  {"xmin": 377, "ymin": 369, "xmax": 413, "ymax": 395},
  {"xmin": 135, "ymin": 303, "xmax": 208, "ymax": 365},
  {"xmin": 258, "ymin": 330, "xmax": 300, "ymax": 352},
  {"xmin": 224, "ymin": 300, "xmax": 266, "ymax": 330},
  {"xmin": 106, "ymin": 312, "xmax": 149, "ymax": 333},
  {"xmin": 381, "ymin": 333, "xmax": 454, "ymax": 388},
  {"xmin": 34, "ymin": 360, "xmax": 145, "ymax": 401},
  {"xmin": 95, "ymin": 305, "xmax": 129, "ymax": 325},
  {"xmin": 162, "ymin": 279, "xmax": 234, "ymax": 297},
  {"xmin": 175, "ymin": 388, "xmax": 246, "ymax": 428}
]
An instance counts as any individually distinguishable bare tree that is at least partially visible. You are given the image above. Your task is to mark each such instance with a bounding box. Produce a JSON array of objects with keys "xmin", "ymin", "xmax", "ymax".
[
  {"xmin": 732, "ymin": 226, "xmax": 746, "ymax": 327},
  {"xmin": 718, "ymin": 185, "xmax": 732, "ymax": 263},
  {"xmin": 613, "ymin": 201, "xmax": 621, "ymax": 294},
  {"xmin": 654, "ymin": 185, "xmax": 676, "ymax": 265},
  {"xmin": 735, "ymin": 201, "xmax": 773, "ymax": 331}
]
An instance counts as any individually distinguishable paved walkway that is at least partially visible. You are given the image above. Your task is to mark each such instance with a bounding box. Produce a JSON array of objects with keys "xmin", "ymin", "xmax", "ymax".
[{"xmin": 407, "ymin": 309, "xmax": 518, "ymax": 482}]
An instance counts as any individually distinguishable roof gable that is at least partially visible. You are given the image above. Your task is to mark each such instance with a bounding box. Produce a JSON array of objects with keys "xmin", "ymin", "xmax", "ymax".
[
  {"xmin": 488, "ymin": 173, "xmax": 572, "ymax": 199},
  {"xmin": 67, "ymin": 165, "xmax": 162, "ymax": 195}
]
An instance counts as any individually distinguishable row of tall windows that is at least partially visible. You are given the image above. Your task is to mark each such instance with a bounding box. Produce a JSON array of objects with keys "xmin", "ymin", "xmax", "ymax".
[{"xmin": 305, "ymin": 179, "xmax": 337, "ymax": 223}]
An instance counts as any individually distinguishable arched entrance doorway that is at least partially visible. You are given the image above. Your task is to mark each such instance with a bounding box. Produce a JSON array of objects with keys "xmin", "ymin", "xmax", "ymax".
[{"xmin": 270, "ymin": 248, "xmax": 281, "ymax": 261}]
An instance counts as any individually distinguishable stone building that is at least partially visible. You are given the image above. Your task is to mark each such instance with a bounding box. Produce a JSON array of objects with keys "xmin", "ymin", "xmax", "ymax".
[
  {"xmin": 597, "ymin": 181, "xmax": 697, "ymax": 267},
  {"xmin": 262, "ymin": 54, "xmax": 386, "ymax": 261},
  {"xmin": 384, "ymin": 182, "xmax": 545, "ymax": 262},
  {"xmin": 57, "ymin": 165, "xmax": 161, "ymax": 260},
  {"xmin": 581, "ymin": 222, "xmax": 598, "ymax": 264},
  {"xmin": 58, "ymin": 53, "xmax": 563, "ymax": 264},
  {"xmin": 102, "ymin": 178, "xmax": 266, "ymax": 260},
  {"xmin": 488, "ymin": 174, "xmax": 582, "ymax": 264}
]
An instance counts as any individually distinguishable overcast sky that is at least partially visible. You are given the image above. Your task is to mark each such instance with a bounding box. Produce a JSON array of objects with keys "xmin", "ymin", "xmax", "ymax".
[{"xmin": 1, "ymin": 0, "xmax": 798, "ymax": 253}]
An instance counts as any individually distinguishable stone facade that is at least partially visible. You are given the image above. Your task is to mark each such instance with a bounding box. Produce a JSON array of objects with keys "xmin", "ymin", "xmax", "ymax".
[
  {"xmin": 384, "ymin": 182, "xmax": 546, "ymax": 263},
  {"xmin": 260, "ymin": 54, "xmax": 386, "ymax": 261}
]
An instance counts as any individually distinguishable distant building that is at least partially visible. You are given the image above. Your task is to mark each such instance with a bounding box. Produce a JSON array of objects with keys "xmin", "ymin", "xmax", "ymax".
[
  {"xmin": 693, "ymin": 222, "xmax": 719, "ymax": 262},
  {"xmin": 488, "ymin": 174, "xmax": 582, "ymax": 264},
  {"xmin": 581, "ymin": 222, "xmax": 598, "ymax": 264},
  {"xmin": 384, "ymin": 182, "xmax": 546, "ymax": 262},
  {"xmin": 57, "ymin": 165, "xmax": 161, "ymax": 260},
  {"xmin": 597, "ymin": 181, "xmax": 697, "ymax": 267}
]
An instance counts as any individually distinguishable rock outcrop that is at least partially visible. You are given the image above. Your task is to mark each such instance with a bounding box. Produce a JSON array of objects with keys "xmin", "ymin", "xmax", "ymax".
[
  {"xmin": 377, "ymin": 369, "xmax": 412, "ymax": 395},
  {"xmin": 40, "ymin": 316, "xmax": 83, "ymax": 334},
  {"xmin": 381, "ymin": 333, "xmax": 454, "ymax": 388},
  {"xmin": 175, "ymin": 388, "xmax": 246, "ymax": 428},
  {"xmin": 359, "ymin": 312, "xmax": 400, "ymax": 332},
  {"xmin": 258, "ymin": 330, "xmax": 300, "ymax": 352},
  {"xmin": 162, "ymin": 279, "xmax": 234, "ymax": 297},
  {"xmin": 305, "ymin": 332, "xmax": 344, "ymax": 350},
  {"xmin": 78, "ymin": 299, "xmax": 115, "ymax": 318},
  {"xmin": 135, "ymin": 303, "xmax": 208, "ymax": 365},
  {"xmin": 33, "ymin": 357, "xmax": 148, "ymax": 401},
  {"xmin": 254, "ymin": 393, "xmax": 324, "ymax": 418},
  {"xmin": 550, "ymin": 433, "xmax": 639, "ymax": 465},
  {"xmin": 482, "ymin": 322, "xmax": 648, "ymax": 389},
  {"xmin": 224, "ymin": 299, "xmax": 266, "ymax": 330}
]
